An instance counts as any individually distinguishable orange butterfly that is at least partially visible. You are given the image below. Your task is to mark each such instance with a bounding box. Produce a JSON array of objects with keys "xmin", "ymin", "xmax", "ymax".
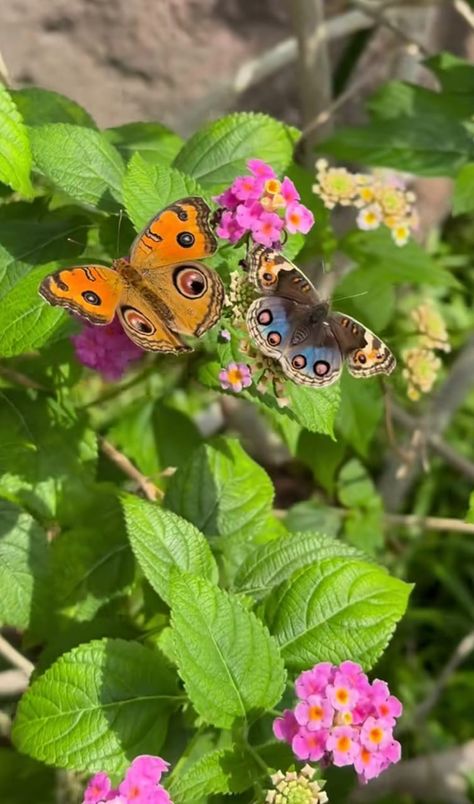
[{"xmin": 39, "ymin": 197, "xmax": 225, "ymax": 352}]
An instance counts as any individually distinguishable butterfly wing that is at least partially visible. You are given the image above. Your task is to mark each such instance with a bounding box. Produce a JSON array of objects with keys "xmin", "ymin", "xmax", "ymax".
[
  {"xmin": 39, "ymin": 265, "xmax": 123, "ymax": 325},
  {"xmin": 116, "ymin": 260, "xmax": 224, "ymax": 351},
  {"xmin": 129, "ymin": 197, "xmax": 217, "ymax": 269},
  {"xmin": 245, "ymin": 244, "xmax": 320, "ymax": 304},
  {"xmin": 247, "ymin": 296, "xmax": 343, "ymax": 387},
  {"xmin": 331, "ymin": 313, "xmax": 396, "ymax": 377}
]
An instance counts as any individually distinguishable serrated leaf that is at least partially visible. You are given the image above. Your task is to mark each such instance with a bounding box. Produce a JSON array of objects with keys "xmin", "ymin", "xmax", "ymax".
[
  {"xmin": 123, "ymin": 154, "xmax": 206, "ymax": 231},
  {"xmin": 11, "ymin": 88, "xmax": 96, "ymax": 128},
  {"xmin": 0, "ymin": 393, "xmax": 97, "ymax": 524},
  {"xmin": 453, "ymin": 163, "xmax": 474, "ymax": 215},
  {"xmin": 170, "ymin": 572, "xmax": 285, "ymax": 728},
  {"xmin": 29, "ymin": 124, "xmax": 124, "ymax": 211},
  {"xmin": 336, "ymin": 374, "xmax": 384, "ymax": 457},
  {"xmin": 169, "ymin": 747, "xmax": 259, "ymax": 803},
  {"xmin": 264, "ymin": 557, "xmax": 412, "ymax": 671},
  {"xmin": 286, "ymin": 382, "xmax": 340, "ymax": 436},
  {"xmin": 0, "ymin": 85, "xmax": 33, "ymax": 196},
  {"xmin": 106, "ymin": 121, "xmax": 183, "ymax": 165},
  {"xmin": 174, "ymin": 112, "xmax": 297, "ymax": 192},
  {"xmin": 426, "ymin": 51, "xmax": 474, "ymax": 96},
  {"xmin": 12, "ymin": 639, "xmax": 178, "ymax": 773},
  {"xmin": 0, "ymin": 263, "xmax": 71, "ymax": 357},
  {"xmin": 164, "ymin": 437, "xmax": 274, "ymax": 544},
  {"xmin": 52, "ymin": 486, "xmax": 134, "ymax": 621},
  {"xmin": 122, "ymin": 495, "xmax": 218, "ymax": 603},
  {"xmin": 0, "ymin": 499, "xmax": 51, "ymax": 634},
  {"xmin": 0, "ymin": 202, "xmax": 89, "ymax": 302},
  {"xmin": 285, "ymin": 501, "xmax": 342, "ymax": 538},
  {"xmin": 234, "ymin": 531, "xmax": 366, "ymax": 599}
]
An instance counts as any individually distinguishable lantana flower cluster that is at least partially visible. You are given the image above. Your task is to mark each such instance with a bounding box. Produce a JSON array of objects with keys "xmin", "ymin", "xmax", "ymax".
[
  {"xmin": 313, "ymin": 160, "xmax": 418, "ymax": 247},
  {"xmin": 83, "ymin": 755, "xmax": 172, "ymax": 804},
  {"xmin": 402, "ymin": 301, "xmax": 450, "ymax": 401},
  {"xmin": 273, "ymin": 661, "xmax": 402, "ymax": 784},
  {"xmin": 214, "ymin": 159, "xmax": 314, "ymax": 247},
  {"xmin": 72, "ymin": 318, "xmax": 144, "ymax": 381}
]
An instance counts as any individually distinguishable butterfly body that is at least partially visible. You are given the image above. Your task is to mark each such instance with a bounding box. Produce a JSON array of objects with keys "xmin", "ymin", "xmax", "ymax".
[
  {"xmin": 245, "ymin": 245, "xmax": 396, "ymax": 387},
  {"xmin": 39, "ymin": 197, "xmax": 224, "ymax": 353}
]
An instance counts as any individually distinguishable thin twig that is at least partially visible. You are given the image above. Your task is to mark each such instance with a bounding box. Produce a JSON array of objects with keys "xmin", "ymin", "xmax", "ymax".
[
  {"xmin": 0, "ymin": 49, "xmax": 10, "ymax": 87},
  {"xmin": 384, "ymin": 513, "xmax": 474, "ymax": 535},
  {"xmin": 0, "ymin": 365, "xmax": 48, "ymax": 392},
  {"xmin": 0, "ymin": 634, "xmax": 34, "ymax": 676},
  {"xmin": 454, "ymin": 0, "xmax": 474, "ymax": 29},
  {"xmin": 181, "ymin": 8, "xmax": 377, "ymax": 132},
  {"xmin": 99, "ymin": 437, "xmax": 163, "ymax": 501},
  {"xmin": 351, "ymin": 0, "xmax": 432, "ymax": 56},
  {"xmin": 414, "ymin": 630, "xmax": 474, "ymax": 722},
  {"xmin": 0, "ymin": 669, "xmax": 30, "ymax": 696},
  {"xmin": 379, "ymin": 334, "xmax": 474, "ymax": 511}
]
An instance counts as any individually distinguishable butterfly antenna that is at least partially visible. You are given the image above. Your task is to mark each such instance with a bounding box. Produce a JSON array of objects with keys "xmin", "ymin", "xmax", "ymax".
[
  {"xmin": 116, "ymin": 209, "xmax": 124, "ymax": 257},
  {"xmin": 332, "ymin": 290, "xmax": 369, "ymax": 303}
]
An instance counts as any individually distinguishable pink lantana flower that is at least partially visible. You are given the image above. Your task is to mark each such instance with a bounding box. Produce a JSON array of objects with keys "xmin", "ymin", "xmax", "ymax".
[
  {"xmin": 218, "ymin": 362, "xmax": 252, "ymax": 392},
  {"xmin": 327, "ymin": 726, "xmax": 359, "ymax": 767},
  {"xmin": 247, "ymin": 158, "xmax": 276, "ymax": 179},
  {"xmin": 292, "ymin": 726, "xmax": 329, "ymax": 761},
  {"xmin": 214, "ymin": 159, "xmax": 314, "ymax": 248},
  {"xmin": 83, "ymin": 773, "xmax": 112, "ymax": 803},
  {"xmin": 251, "ymin": 211, "xmax": 284, "ymax": 247},
  {"xmin": 273, "ymin": 708, "xmax": 299, "ymax": 743},
  {"xmin": 295, "ymin": 694, "xmax": 334, "ymax": 731},
  {"xmin": 285, "ymin": 201, "xmax": 314, "ymax": 234},
  {"xmin": 273, "ymin": 660, "xmax": 403, "ymax": 785},
  {"xmin": 72, "ymin": 318, "xmax": 143, "ymax": 381},
  {"xmin": 281, "ymin": 176, "xmax": 300, "ymax": 205}
]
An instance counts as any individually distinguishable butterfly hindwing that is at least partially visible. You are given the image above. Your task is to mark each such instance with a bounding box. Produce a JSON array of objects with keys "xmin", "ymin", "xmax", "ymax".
[
  {"xmin": 247, "ymin": 296, "xmax": 343, "ymax": 387},
  {"xmin": 39, "ymin": 265, "xmax": 123, "ymax": 325},
  {"xmin": 331, "ymin": 313, "xmax": 396, "ymax": 377}
]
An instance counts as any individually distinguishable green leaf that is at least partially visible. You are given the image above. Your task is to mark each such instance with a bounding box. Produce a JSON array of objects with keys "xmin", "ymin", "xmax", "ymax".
[
  {"xmin": 12, "ymin": 639, "xmax": 178, "ymax": 773},
  {"xmin": 168, "ymin": 747, "xmax": 259, "ymax": 803},
  {"xmin": 453, "ymin": 163, "xmax": 474, "ymax": 215},
  {"xmin": 0, "ymin": 202, "xmax": 89, "ymax": 302},
  {"xmin": 285, "ymin": 501, "xmax": 342, "ymax": 538},
  {"xmin": 338, "ymin": 458, "xmax": 381, "ymax": 509},
  {"xmin": 106, "ymin": 121, "xmax": 183, "ymax": 165},
  {"xmin": 426, "ymin": 51, "xmax": 474, "ymax": 96},
  {"xmin": 0, "ymin": 85, "xmax": 33, "ymax": 196},
  {"xmin": 321, "ymin": 80, "xmax": 473, "ymax": 176},
  {"xmin": 336, "ymin": 374, "xmax": 384, "ymax": 457},
  {"xmin": 52, "ymin": 486, "xmax": 134, "ymax": 621},
  {"xmin": 334, "ymin": 265, "xmax": 395, "ymax": 331},
  {"xmin": 0, "ymin": 499, "xmax": 51, "ymax": 633},
  {"xmin": 0, "ymin": 393, "xmax": 97, "ymax": 524},
  {"xmin": 234, "ymin": 530, "xmax": 366, "ymax": 599},
  {"xmin": 297, "ymin": 431, "xmax": 346, "ymax": 494},
  {"xmin": 0, "ymin": 748, "xmax": 55, "ymax": 804},
  {"xmin": 122, "ymin": 495, "xmax": 218, "ymax": 603},
  {"xmin": 29, "ymin": 124, "xmax": 124, "ymax": 210},
  {"xmin": 123, "ymin": 154, "xmax": 206, "ymax": 231},
  {"xmin": 108, "ymin": 400, "xmax": 203, "ymax": 479},
  {"xmin": 164, "ymin": 437, "xmax": 274, "ymax": 544},
  {"xmin": 264, "ymin": 557, "xmax": 412, "ymax": 671},
  {"xmin": 170, "ymin": 572, "xmax": 285, "ymax": 728},
  {"xmin": 337, "ymin": 460, "xmax": 384, "ymax": 554},
  {"xmin": 285, "ymin": 382, "xmax": 340, "ymax": 436},
  {"xmin": 174, "ymin": 112, "xmax": 297, "ymax": 192},
  {"xmin": 0, "ymin": 263, "xmax": 72, "ymax": 357},
  {"xmin": 342, "ymin": 228, "xmax": 455, "ymax": 287},
  {"xmin": 12, "ymin": 88, "xmax": 96, "ymax": 128}
]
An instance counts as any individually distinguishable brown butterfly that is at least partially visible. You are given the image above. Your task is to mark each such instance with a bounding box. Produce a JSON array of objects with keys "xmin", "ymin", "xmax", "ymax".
[{"xmin": 39, "ymin": 197, "xmax": 225, "ymax": 352}]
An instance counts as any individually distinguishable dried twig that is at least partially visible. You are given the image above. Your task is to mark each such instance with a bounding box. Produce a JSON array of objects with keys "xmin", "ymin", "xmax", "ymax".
[
  {"xmin": 384, "ymin": 512, "xmax": 474, "ymax": 535},
  {"xmin": 0, "ymin": 669, "xmax": 30, "ymax": 697},
  {"xmin": 0, "ymin": 634, "xmax": 33, "ymax": 677},
  {"xmin": 414, "ymin": 630, "xmax": 474, "ymax": 722},
  {"xmin": 351, "ymin": 0, "xmax": 432, "ymax": 56},
  {"xmin": 99, "ymin": 437, "xmax": 163, "ymax": 501},
  {"xmin": 454, "ymin": 0, "xmax": 474, "ymax": 29},
  {"xmin": 379, "ymin": 335, "xmax": 474, "ymax": 511}
]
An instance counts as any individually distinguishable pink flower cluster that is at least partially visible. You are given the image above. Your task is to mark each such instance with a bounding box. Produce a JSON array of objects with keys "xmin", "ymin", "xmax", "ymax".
[
  {"xmin": 214, "ymin": 159, "xmax": 314, "ymax": 247},
  {"xmin": 273, "ymin": 661, "xmax": 402, "ymax": 784},
  {"xmin": 72, "ymin": 317, "xmax": 143, "ymax": 381},
  {"xmin": 83, "ymin": 755, "xmax": 172, "ymax": 804}
]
